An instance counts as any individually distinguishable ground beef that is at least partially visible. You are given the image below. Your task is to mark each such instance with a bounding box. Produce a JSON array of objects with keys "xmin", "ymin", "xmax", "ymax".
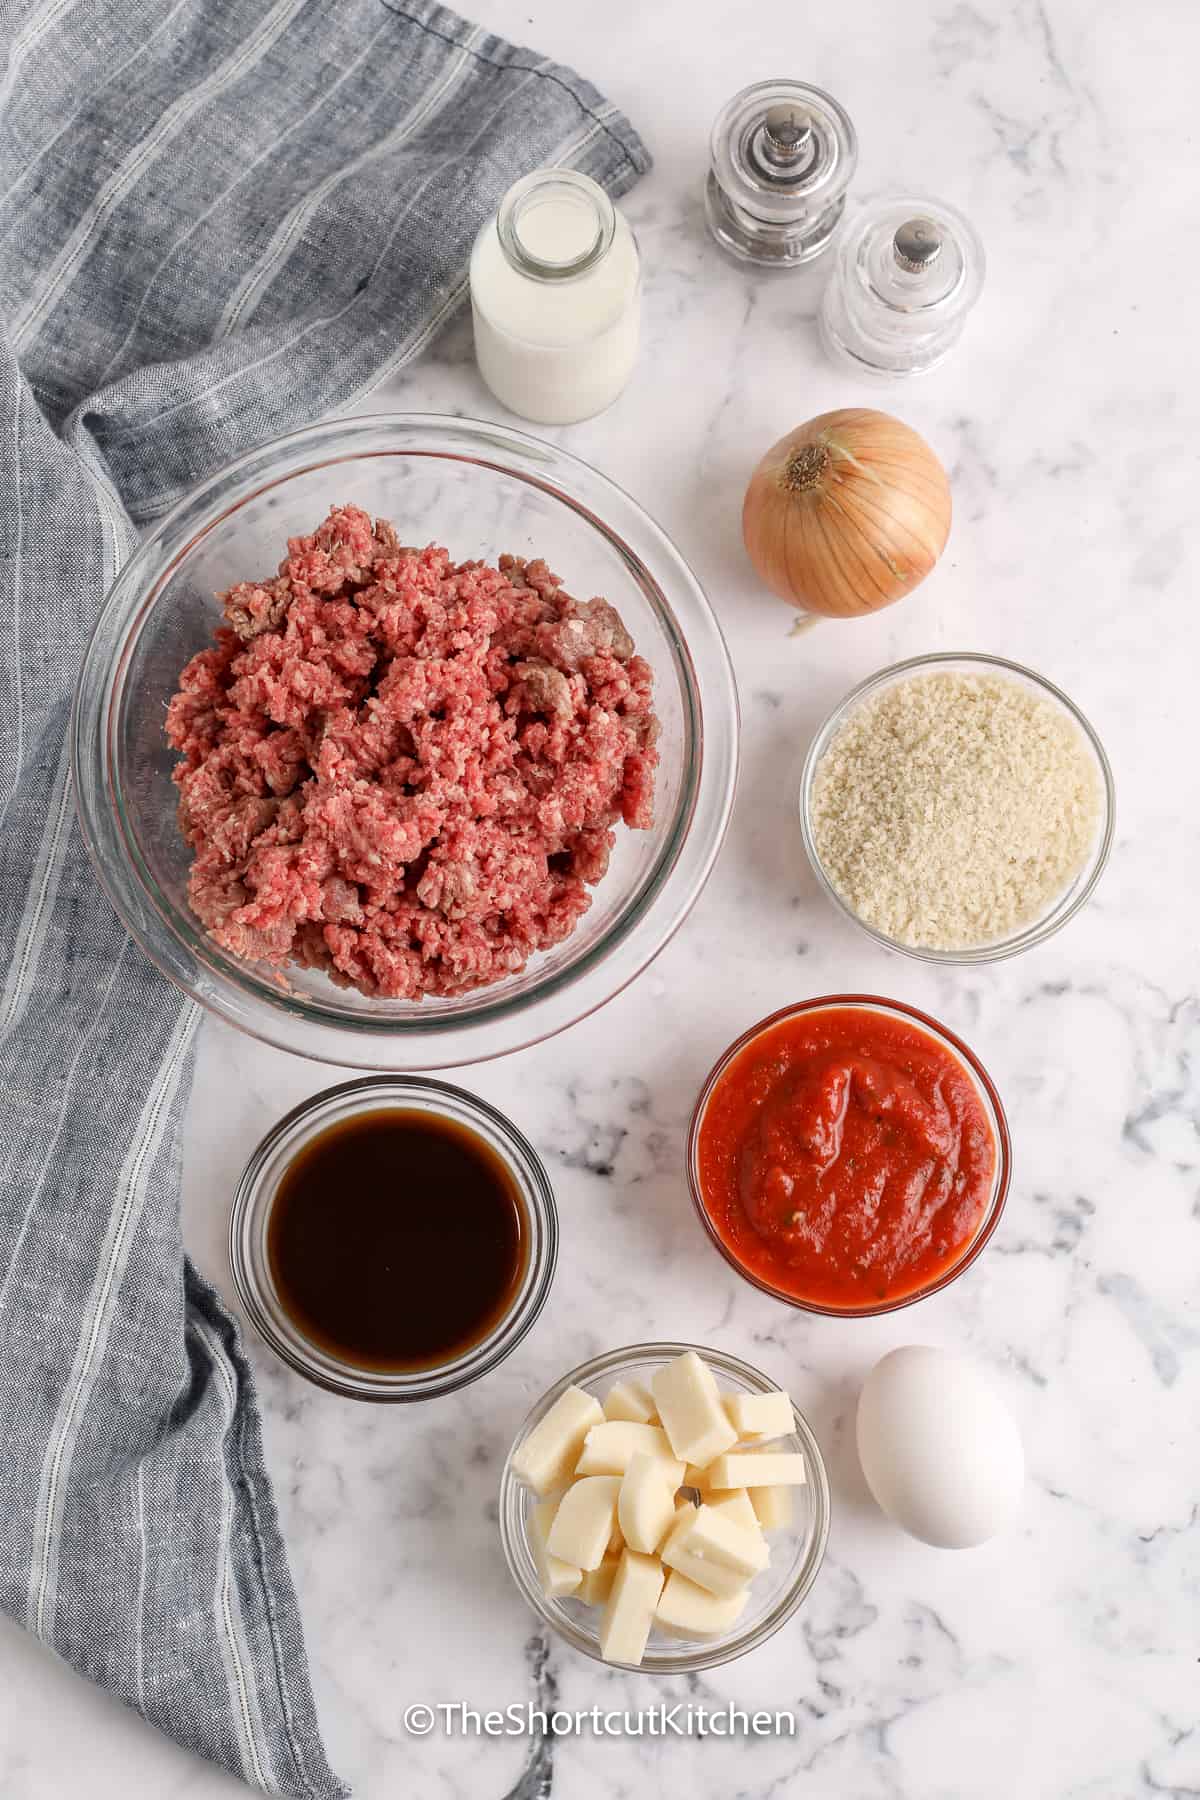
[{"xmin": 165, "ymin": 505, "xmax": 659, "ymax": 999}]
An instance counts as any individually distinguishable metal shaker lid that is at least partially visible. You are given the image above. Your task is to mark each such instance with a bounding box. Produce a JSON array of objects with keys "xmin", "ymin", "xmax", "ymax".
[{"xmin": 892, "ymin": 216, "xmax": 945, "ymax": 275}]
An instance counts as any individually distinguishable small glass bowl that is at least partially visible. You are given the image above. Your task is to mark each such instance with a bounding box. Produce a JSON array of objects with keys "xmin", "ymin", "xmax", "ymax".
[
  {"xmin": 229, "ymin": 1077, "xmax": 557, "ymax": 1402},
  {"xmin": 498, "ymin": 1342, "xmax": 830, "ymax": 1672},
  {"xmin": 798, "ymin": 652, "xmax": 1115, "ymax": 963},
  {"xmin": 687, "ymin": 996, "xmax": 1011, "ymax": 1317}
]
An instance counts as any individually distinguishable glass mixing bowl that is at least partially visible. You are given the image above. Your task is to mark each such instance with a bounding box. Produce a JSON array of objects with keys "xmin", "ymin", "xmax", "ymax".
[
  {"xmin": 498, "ymin": 1343, "xmax": 830, "ymax": 1672},
  {"xmin": 73, "ymin": 415, "xmax": 739, "ymax": 1068}
]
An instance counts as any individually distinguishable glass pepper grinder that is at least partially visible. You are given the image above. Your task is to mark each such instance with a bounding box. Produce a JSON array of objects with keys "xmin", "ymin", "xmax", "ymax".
[
  {"xmin": 819, "ymin": 195, "xmax": 985, "ymax": 376},
  {"xmin": 705, "ymin": 79, "xmax": 858, "ymax": 268}
]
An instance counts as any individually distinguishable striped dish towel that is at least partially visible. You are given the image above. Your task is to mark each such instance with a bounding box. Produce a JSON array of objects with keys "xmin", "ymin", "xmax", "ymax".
[{"xmin": 0, "ymin": 3, "xmax": 648, "ymax": 1791}]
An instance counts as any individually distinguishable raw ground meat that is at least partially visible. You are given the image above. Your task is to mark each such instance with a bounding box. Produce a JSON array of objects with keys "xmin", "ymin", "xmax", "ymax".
[{"xmin": 165, "ymin": 505, "xmax": 659, "ymax": 1000}]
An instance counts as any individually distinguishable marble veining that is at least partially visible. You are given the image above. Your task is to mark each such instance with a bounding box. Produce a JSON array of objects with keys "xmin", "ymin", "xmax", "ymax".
[{"xmin": 2, "ymin": 0, "xmax": 1198, "ymax": 1796}]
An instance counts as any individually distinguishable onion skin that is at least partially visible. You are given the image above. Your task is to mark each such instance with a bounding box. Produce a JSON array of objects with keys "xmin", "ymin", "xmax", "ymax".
[{"xmin": 742, "ymin": 408, "xmax": 952, "ymax": 618}]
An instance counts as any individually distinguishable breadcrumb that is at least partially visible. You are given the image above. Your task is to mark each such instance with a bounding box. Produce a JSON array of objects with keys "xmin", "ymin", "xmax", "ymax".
[{"xmin": 810, "ymin": 671, "xmax": 1102, "ymax": 950}]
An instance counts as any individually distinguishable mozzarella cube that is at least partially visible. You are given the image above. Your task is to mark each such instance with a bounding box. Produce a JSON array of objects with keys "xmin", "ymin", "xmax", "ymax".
[
  {"xmin": 512, "ymin": 1386, "xmax": 604, "ymax": 1496},
  {"xmin": 576, "ymin": 1421, "xmax": 683, "ymax": 1481},
  {"xmin": 676, "ymin": 1504, "xmax": 769, "ymax": 1580},
  {"xmin": 725, "ymin": 1390, "xmax": 794, "ymax": 1440},
  {"xmin": 706, "ymin": 1452, "xmax": 808, "ymax": 1490},
  {"xmin": 749, "ymin": 1481, "xmax": 793, "ymax": 1531},
  {"xmin": 660, "ymin": 1503, "xmax": 769, "ymax": 1598},
  {"xmin": 669, "ymin": 1498, "xmax": 698, "ymax": 1541},
  {"xmin": 656, "ymin": 1570, "xmax": 749, "ymax": 1640},
  {"xmin": 599, "ymin": 1549, "xmax": 664, "ymax": 1666},
  {"xmin": 707, "ymin": 1488, "xmax": 762, "ymax": 1538},
  {"xmin": 658, "ymin": 1542, "xmax": 744, "ymax": 1599},
  {"xmin": 661, "ymin": 1506, "xmax": 698, "ymax": 1556},
  {"xmin": 529, "ymin": 1497, "xmax": 582, "ymax": 1598},
  {"xmin": 578, "ymin": 1553, "xmax": 620, "ymax": 1607},
  {"xmin": 652, "ymin": 1352, "xmax": 738, "ymax": 1467},
  {"xmin": 618, "ymin": 1452, "xmax": 678, "ymax": 1555},
  {"xmin": 546, "ymin": 1475, "xmax": 621, "ymax": 1570},
  {"xmin": 603, "ymin": 1379, "xmax": 659, "ymax": 1425}
]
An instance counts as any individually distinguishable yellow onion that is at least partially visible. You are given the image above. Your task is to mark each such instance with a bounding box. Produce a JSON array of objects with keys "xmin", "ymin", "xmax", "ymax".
[{"xmin": 742, "ymin": 408, "xmax": 952, "ymax": 618}]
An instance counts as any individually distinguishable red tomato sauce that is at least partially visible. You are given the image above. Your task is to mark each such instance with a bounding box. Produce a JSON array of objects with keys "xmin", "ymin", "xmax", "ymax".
[{"xmin": 694, "ymin": 1004, "xmax": 998, "ymax": 1310}]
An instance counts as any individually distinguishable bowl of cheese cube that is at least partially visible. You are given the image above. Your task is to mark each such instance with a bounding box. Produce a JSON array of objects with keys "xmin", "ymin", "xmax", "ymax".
[{"xmin": 498, "ymin": 1343, "xmax": 830, "ymax": 1670}]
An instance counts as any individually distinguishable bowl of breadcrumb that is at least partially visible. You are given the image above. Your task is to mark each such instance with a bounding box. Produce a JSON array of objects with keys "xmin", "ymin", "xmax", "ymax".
[{"xmin": 799, "ymin": 652, "xmax": 1114, "ymax": 963}]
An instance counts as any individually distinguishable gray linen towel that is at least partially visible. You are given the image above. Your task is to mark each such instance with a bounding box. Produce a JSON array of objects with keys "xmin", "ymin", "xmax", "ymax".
[{"xmin": 0, "ymin": 3, "xmax": 648, "ymax": 1791}]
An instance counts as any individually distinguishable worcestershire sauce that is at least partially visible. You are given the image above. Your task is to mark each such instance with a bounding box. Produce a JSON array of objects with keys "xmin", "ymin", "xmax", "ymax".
[{"xmin": 267, "ymin": 1108, "xmax": 527, "ymax": 1372}]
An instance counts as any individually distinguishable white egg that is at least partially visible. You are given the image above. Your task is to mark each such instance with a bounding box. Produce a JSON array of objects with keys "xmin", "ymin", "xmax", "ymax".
[{"xmin": 856, "ymin": 1345, "xmax": 1024, "ymax": 1548}]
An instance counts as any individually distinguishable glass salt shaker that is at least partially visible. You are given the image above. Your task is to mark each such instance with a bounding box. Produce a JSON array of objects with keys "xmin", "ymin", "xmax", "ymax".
[
  {"xmin": 820, "ymin": 195, "xmax": 985, "ymax": 376},
  {"xmin": 469, "ymin": 168, "xmax": 640, "ymax": 426},
  {"xmin": 705, "ymin": 79, "xmax": 858, "ymax": 268}
]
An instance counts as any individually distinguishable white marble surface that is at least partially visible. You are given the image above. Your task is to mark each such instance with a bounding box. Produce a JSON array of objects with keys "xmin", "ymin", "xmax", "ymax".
[{"xmin": 4, "ymin": 0, "xmax": 1199, "ymax": 1794}]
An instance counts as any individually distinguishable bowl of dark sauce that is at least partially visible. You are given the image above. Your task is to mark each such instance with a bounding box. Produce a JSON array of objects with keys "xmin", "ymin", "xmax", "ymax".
[{"xmin": 230, "ymin": 1078, "xmax": 558, "ymax": 1401}]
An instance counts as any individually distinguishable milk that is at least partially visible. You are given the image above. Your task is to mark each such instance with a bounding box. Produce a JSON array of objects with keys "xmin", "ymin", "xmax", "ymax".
[{"xmin": 470, "ymin": 170, "xmax": 640, "ymax": 426}]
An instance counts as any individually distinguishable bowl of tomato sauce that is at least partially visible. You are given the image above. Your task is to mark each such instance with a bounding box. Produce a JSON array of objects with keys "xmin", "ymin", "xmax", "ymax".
[{"xmin": 688, "ymin": 997, "xmax": 1011, "ymax": 1317}]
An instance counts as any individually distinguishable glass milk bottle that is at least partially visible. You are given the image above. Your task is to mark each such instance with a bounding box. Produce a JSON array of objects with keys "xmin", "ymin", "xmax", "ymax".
[{"xmin": 470, "ymin": 169, "xmax": 640, "ymax": 426}]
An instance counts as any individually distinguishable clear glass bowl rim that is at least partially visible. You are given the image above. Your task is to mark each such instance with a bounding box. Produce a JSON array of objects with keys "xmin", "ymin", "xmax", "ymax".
[
  {"xmin": 70, "ymin": 412, "xmax": 739, "ymax": 1070},
  {"xmin": 686, "ymin": 994, "xmax": 1012, "ymax": 1318},
  {"xmin": 798, "ymin": 650, "xmax": 1115, "ymax": 964},
  {"xmin": 229, "ymin": 1075, "xmax": 558, "ymax": 1402},
  {"xmin": 498, "ymin": 1340, "xmax": 831, "ymax": 1673}
]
